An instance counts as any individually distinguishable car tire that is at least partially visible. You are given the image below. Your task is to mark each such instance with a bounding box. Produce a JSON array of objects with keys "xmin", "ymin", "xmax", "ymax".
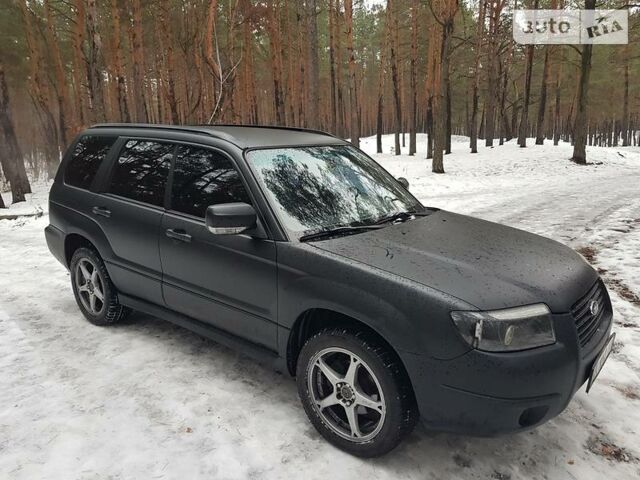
[
  {"xmin": 70, "ymin": 247, "xmax": 130, "ymax": 326},
  {"xmin": 296, "ymin": 328, "xmax": 418, "ymax": 457}
]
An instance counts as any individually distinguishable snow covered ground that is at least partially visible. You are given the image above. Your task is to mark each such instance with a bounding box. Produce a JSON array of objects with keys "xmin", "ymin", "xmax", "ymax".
[{"xmin": 1, "ymin": 135, "xmax": 639, "ymax": 479}]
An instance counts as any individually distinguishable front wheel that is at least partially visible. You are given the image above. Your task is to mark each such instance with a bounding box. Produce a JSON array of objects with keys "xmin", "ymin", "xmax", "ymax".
[{"xmin": 296, "ymin": 328, "xmax": 418, "ymax": 457}]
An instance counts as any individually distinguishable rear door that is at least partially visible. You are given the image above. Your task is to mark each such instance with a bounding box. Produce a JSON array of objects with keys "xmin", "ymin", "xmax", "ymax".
[
  {"xmin": 92, "ymin": 139, "xmax": 174, "ymax": 305},
  {"xmin": 159, "ymin": 144, "xmax": 278, "ymax": 350}
]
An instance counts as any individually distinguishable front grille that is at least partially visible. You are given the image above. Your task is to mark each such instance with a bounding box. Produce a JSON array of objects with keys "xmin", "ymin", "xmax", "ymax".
[{"xmin": 571, "ymin": 280, "xmax": 608, "ymax": 348}]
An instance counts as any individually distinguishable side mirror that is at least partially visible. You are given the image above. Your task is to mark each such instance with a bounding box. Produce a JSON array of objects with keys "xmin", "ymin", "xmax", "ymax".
[
  {"xmin": 206, "ymin": 202, "xmax": 257, "ymax": 235},
  {"xmin": 397, "ymin": 177, "xmax": 409, "ymax": 189}
]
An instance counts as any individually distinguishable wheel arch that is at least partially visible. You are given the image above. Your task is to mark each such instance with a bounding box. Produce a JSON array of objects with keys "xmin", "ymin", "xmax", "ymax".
[
  {"xmin": 64, "ymin": 233, "xmax": 100, "ymax": 267},
  {"xmin": 286, "ymin": 309, "xmax": 415, "ymax": 391}
]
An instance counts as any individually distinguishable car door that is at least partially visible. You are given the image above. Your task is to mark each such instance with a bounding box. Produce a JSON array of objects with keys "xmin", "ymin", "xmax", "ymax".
[
  {"xmin": 92, "ymin": 138, "xmax": 174, "ymax": 305},
  {"xmin": 159, "ymin": 144, "xmax": 278, "ymax": 350}
]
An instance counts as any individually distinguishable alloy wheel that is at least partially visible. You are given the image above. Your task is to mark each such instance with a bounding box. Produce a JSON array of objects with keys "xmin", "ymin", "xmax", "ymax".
[
  {"xmin": 307, "ymin": 347, "xmax": 386, "ymax": 442},
  {"xmin": 75, "ymin": 258, "xmax": 105, "ymax": 315}
]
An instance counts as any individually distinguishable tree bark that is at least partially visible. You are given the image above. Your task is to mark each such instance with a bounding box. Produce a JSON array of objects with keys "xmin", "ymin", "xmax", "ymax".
[
  {"xmin": 20, "ymin": 0, "xmax": 59, "ymax": 179},
  {"xmin": 71, "ymin": 0, "xmax": 88, "ymax": 126},
  {"xmin": 535, "ymin": 46, "xmax": 551, "ymax": 145},
  {"xmin": 553, "ymin": 58, "xmax": 562, "ymax": 146},
  {"xmin": 518, "ymin": 0, "xmax": 539, "ymax": 147},
  {"xmin": 44, "ymin": 0, "xmax": 75, "ymax": 145},
  {"xmin": 376, "ymin": 5, "xmax": 389, "ymax": 154},
  {"xmin": 344, "ymin": 0, "xmax": 360, "ymax": 147},
  {"xmin": 110, "ymin": 0, "xmax": 130, "ymax": 122},
  {"xmin": 86, "ymin": 0, "xmax": 106, "ymax": 123},
  {"xmin": 484, "ymin": 0, "xmax": 505, "ymax": 147},
  {"xmin": 388, "ymin": 0, "xmax": 401, "ymax": 155},
  {"xmin": 572, "ymin": 0, "xmax": 595, "ymax": 164},
  {"xmin": 131, "ymin": 0, "xmax": 148, "ymax": 122},
  {"xmin": 266, "ymin": 2, "xmax": 285, "ymax": 125},
  {"xmin": 431, "ymin": 0, "xmax": 458, "ymax": 174},
  {"xmin": 408, "ymin": 0, "xmax": 418, "ymax": 156},
  {"xmin": 518, "ymin": 43, "xmax": 534, "ymax": 147},
  {"xmin": 0, "ymin": 62, "xmax": 31, "ymax": 203},
  {"xmin": 306, "ymin": 0, "xmax": 320, "ymax": 128},
  {"xmin": 328, "ymin": 0, "xmax": 338, "ymax": 134},
  {"xmin": 469, "ymin": 0, "xmax": 485, "ymax": 153},
  {"xmin": 159, "ymin": 0, "xmax": 179, "ymax": 124},
  {"xmin": 621, "ymin": 45, "xmax": 630, "ymax": 146}
]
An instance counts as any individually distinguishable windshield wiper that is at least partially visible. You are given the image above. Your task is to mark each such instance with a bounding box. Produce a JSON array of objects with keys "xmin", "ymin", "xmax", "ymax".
[
  {"xmin": 299, "ymin": 224, "xmax": 383, "ymax": 242},
  {"xmin": 373, "ymin": 210, "xmax": 431, "ymax": 225}
]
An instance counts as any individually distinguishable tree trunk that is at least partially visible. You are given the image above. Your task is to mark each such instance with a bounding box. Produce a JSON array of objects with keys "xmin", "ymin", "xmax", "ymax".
[
  {"xmin": 344, "ymin": 0, "xmax": 360, "ymax": 147},
  {"xmin": 518, "ymin": 0, "xmax": 538, "ymax": 147},
  {"xmin": 553, "ymin": 57, "xmax": 562, "ymax": 146},
  {"xmin": 159, "ymin": 0, "xmax": 179, "ymax": 124},
  {"xmin": 518, "ymin": 45, "xmax": 534, "ymax": 147},
  {"xmin": 621, "ymin": 46, "xmax": 630, "ymax": 146},
  {"xmin": 388, "ymin": 0, "xmax": 401, "ymax": 155},
  {"xmin": 426, "ymin": 97, "xmax": 433, "ymax": 159},
  {"xmin": 535, "ymin": 46, "xmax": 550, "ymax": 145},
  {"xmin": 328, "ymin": 0, "xmax": 338, "ymax": 134},
  {"xmin": 431, "ymin": 0, "xmax": 458, "ymax": 174},
  {"xmin": 572, "ymin": 0, "xmax": 595, "ymax": 164},
  {"xmin": 306, "ymin": 0, "xmax": 320, "ymax": 128},
  {"xmin": 470, "ymin": 0, "xmax": 485, "ymax": 153},
  {"xmin": 445, "ymin": 75, "xmax": 452, "ymax": 154},
  {"xmin": 86, "ymin": 0, "xmax": 106, "ymax": 123},
  {"xmin": 408, "ymin": 0, "xmax": 418, "ymax": 156},
  {"xmin": 44, "ymin": 0, "xmax": 75, "ymax": 145},
  {"xmin": 20, "ymin": 0, "xmax": 59, "ymax": 179},
  {"xmin": 71, "ymin": 0, "xmax": 88, "ymax": 126},
  {"xmin": 131, "ymin": 0, "xmax": 148, "ymax": 122},
  {"xmin": 376, "ymin": 5, "xmax": 388, "ymax": 154},
  {"xmin": 110, "ymin": 0, "xmax": 130, "ymax": 122},
  {"xmin": 267, "ymin": 2, "xmax": 285, "ymax": 125},
  {"xmin": 0, "ymin": 62, "xmax": 31, "ymax": 203}
]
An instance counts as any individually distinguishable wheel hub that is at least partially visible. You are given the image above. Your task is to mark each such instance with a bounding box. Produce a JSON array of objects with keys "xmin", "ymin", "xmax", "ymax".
[{"xmin": 338, "ymin": 383, "xmax": 355, "ymax": 402}]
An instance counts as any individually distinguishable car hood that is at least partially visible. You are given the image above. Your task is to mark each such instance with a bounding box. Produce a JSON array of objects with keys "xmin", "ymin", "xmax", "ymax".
[{"xmin": 311, "ymin": 210, "xmax": 597, "ymax": 312}]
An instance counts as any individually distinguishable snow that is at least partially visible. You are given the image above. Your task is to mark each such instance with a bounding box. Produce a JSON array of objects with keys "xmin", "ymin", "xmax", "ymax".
[{"xmin": 1, "ymin": 135, "xmax": 639, "ymax": 479}]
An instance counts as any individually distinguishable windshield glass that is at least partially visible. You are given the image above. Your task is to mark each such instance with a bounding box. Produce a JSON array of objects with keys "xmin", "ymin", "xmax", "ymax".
[{"xmin": 246, "ymin": 145, "xmax": 422, "ymax": 236}]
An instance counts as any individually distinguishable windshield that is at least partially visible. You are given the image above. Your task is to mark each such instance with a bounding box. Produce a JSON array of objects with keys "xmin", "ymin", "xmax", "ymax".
[{"xmin": 246, "ymin": 145, "xmax": 422, "ymax": 237}]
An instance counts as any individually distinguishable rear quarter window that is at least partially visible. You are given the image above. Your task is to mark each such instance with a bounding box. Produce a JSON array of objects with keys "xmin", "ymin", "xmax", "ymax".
[{"xmin": 64, "ymin": 135, "xmax": 117, "ymax": 189}]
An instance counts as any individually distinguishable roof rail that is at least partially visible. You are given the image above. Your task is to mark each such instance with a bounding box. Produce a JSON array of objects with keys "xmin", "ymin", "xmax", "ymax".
[
  {"xmin": 89, "ymin": 123, "xmax": 214, "ymax": 136},
  {"xmin": 200, "ymin": 123, "xmax": 343, "ymax": 140},
  {"xmin": 89, "ymin": 123, "xmax": 243, "ymax": 144}
]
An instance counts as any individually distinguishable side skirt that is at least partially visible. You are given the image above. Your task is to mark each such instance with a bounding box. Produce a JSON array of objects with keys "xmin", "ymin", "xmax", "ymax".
[{"xmin": 119, "ymin": 294, "xmax": 286, "ymax": 372}]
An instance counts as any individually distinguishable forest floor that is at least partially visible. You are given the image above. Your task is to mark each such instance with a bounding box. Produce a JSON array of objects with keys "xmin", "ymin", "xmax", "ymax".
[{"xmin": 1, "ymin": 135, "xmax": 639, "ymax": 479}]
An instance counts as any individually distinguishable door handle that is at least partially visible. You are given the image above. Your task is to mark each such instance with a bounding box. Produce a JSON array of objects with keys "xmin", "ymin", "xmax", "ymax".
[
  {"xmin": 165, "ymin": 228, "xmax": 192, "ymax": 243},
  {"xmin": 92, "ymin": 206, "xmax": 111, "ymax": 218}
]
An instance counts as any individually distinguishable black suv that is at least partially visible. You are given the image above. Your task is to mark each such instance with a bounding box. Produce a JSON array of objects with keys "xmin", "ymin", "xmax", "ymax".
[{"xmin": 46, "ymin": 124, "xmax": 615, "ymax": 457}]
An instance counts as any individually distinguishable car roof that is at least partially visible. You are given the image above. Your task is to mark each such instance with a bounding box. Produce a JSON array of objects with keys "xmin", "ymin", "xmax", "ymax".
[{"xmin": 88, "ymin": 123, "xmax": 347, "ymax": 149}]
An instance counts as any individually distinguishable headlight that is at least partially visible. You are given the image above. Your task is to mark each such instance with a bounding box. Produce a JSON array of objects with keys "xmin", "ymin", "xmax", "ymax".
[{"xmin": 450, "ymin": 304, "xmax": 555, "ymax": 352}]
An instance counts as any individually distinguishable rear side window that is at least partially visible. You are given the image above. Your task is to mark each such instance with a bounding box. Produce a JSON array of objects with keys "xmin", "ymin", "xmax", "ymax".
[
  {"xmin": 109, "ymin": 140, "xmax": 173, "ymax": 206},
  {"xmin": 65, "ymin": 135, "xmax": 117, "ymax": 189},
  {"xmin": 170, "ymin": 145, "xmax": 251, "ymax": 218}
]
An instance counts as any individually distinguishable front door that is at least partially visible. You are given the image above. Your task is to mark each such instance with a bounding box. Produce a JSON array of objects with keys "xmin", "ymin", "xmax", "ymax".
[{"xmin": 159, "ymin": 144, "xmax": 278, "ymax": 350}]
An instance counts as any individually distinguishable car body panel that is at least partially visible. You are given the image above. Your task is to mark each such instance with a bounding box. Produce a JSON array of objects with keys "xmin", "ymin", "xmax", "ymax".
[
  {"xmin": 311, "ymin": 210, "xmax": 598, "ymax": 313},
  {"xmin": 45, "ymin": 124, "xmax": 615, "ymax": 438},
  {"xmin": 160, "ymin": 210, "xmax": 278, "ymax": 349}
]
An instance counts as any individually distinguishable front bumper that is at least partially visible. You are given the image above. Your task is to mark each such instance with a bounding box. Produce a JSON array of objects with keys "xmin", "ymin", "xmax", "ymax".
[{"xmin": 401, "ymin": 310, "xmax": 613, "ymax": 436}]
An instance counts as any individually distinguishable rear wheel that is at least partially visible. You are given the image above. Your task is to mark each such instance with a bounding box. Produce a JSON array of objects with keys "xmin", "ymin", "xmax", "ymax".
[
  {"xmin": 296, "ymin": 328, "xmax": 418, "ymax": 457},
  {"xmin": 70, "ymin": 247, "xmax": 130, "ymax": 326}
]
